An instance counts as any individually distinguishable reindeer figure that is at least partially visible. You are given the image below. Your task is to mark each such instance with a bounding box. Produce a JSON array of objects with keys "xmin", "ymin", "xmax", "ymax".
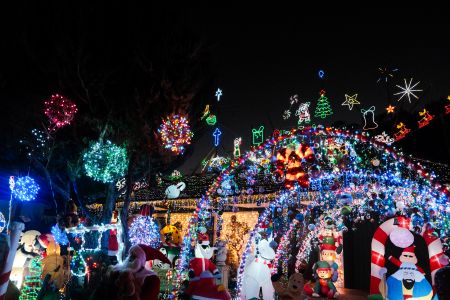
[
  {"xmin": 394, "ymin": 122, "xmax": 411, "ymax": 141},
  {"xmin": 417, "ymin": 109, "xmax": 434, "ymax": 128}
]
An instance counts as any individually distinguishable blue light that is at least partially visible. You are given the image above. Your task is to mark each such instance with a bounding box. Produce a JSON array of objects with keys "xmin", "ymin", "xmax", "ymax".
[
  {"xmin": 318, "ymin": 70, "xmax": 325, "ymax": 79},
  {"xmin": 12, "ymin": 176, "xmax": 40, "ymax": 201},
  {"xmin": 213, "ymin": 128, "xmax": 222, "ymax": 147},
  {"xmin": 51, "ymin": 224, "xmax": 69, "ymax": 245}
]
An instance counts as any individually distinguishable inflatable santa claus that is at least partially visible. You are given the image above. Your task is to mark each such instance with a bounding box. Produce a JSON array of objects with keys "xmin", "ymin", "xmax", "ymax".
[{"xmin": 113, "ymin": 243, "xmax": 170, "ymax": 300}]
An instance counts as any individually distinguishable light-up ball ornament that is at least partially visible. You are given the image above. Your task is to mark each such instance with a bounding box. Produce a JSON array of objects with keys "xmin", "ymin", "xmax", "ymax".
[
  {"xmin": 83, "ymin": 140, "xmax": 128, "ymax": 183},
  {"xmin": 318, "ymin": 70, "xmax": 325, "ymax": 79},
  {"xmin": 0, "ymin": 212, "xmax": 5, "ymax": 232},
  {"xmin": 396, "ymin": 201, "xmax": 405, "ymax": 210},
  {"xmin": 129, "ymin": 216, "xmax": 161, "ymax": 248},
  {"xmin": 308, "ymin": 224, "xmax": 316, "ymax": 231},
  {"xmin": 44, "ymin": 94, "xmax": 78, "ymax": 130},
  {"xmin": 158, "ymin": 114, "xmax": 193, "ymax": 155},
  {"xmin": 390, "ymin": 228, "xmax": 414, "ymax": 248},
  {"xmin": 12, "ymin": 176, "xmax": 40, "ymax": 201}
]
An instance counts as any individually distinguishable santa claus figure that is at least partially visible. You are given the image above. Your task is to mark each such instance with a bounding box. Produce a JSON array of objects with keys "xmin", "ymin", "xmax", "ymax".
[
  {"xmin": 385, "ymin": 262, "xmax": 432, "ymax": 299},
  {"xmin": 112, "ymin": 244, "xmax": 170, "ymax": 300},
  {"xmin": 189, "ymin": 231, "xmax": 219, "ymax": 279},
  {"xmin": 388, "ymin": 245, "xmax": 424, "ymax": 274},
  {"xmin": 186, "ymin": 271, "xmax": 231, "ymax": 300}
]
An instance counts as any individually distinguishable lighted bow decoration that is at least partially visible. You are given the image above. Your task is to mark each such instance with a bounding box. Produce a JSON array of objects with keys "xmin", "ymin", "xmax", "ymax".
[
  {"xmin": 274, "ymin": 143, "xmax": 314, "ymax": 189},
  {"xmin": 417, "ymin": 109, "xmax": 434, "ymax": 128}
]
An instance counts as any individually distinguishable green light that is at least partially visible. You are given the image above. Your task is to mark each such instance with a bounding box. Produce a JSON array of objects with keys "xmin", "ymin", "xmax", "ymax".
[
  {"xmin": 252, "ymin": 126, "xmax": 264, "ymax": 145},
  {"xmin": 83, "ymin": 140, "xmax": 128, "ymax": 183},
  {"xmin": 314, "ymin": 91, "xmax": 333, "ymax": 119},
  {"xmin": 206, "ymin": 114, "xmax": 217, "ymax": 125},
  {"xmin": 19, "ymin": 256, "xmax": 42, "ymax": 300}
]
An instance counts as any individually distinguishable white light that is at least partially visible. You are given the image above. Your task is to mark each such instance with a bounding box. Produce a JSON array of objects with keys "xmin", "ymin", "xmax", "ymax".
[{"xmin": 395, "ymin": 78, "xmax": 422, "ymax": 103}]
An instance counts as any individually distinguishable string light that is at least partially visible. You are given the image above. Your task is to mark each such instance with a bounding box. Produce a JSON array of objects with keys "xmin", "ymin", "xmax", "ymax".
[
  {"xmin": 65, "ymin": 217, "xmax": 125, "ymax": 277},
  {"xmin": 158, "ymin": 114, "xmax": 193, "ymax": 155},
  {"xmin": 342, "ymin": 94, "xmax": 360, "ymax": 111},
  {"xmin": 213, "ymin": 128, "xmax": 222, "ymax": 147},
  {"xmin": 215, "ymin": 88, "xmax": 223, "ymax": 101},
  {"xmin": 12, "ymin": 176, "xmax": 40, "ymax": 201},
  {"xmin": 395, "ymin": 78, "xmax": 423, "ymax": 103},
  {"xmin": 83, "ymin": 139, "xmax": 128, "ymax": 183},
  {"xmin": 386, "ymin": 105, "xmax": 395, "ymax": 113},
  {"xmin": 417, "ymin": 109, "xmax": 434, "ymax": 128},
  {"xmin": 51, "ymin": 224, "xmax": 69, "ymax": 245},
  {"xmin": 128, "ymin": 216, "xmax": 161, "ymax": 248},
  {"xmin": 44, "ymin": 94, "xmax": 78, "ymax": 131},
  {"xmin": 18, "ymin": 256, "xmax": 42, "ymax": 300},
  {"xmin": 296, "ymin": 102, "xmax": 311, "ymax": 124},
  {"xmin": 314, "ymin": 90, "xmax": 333, "ymax": 119},
  {"xmin": 206, "ymin": 114, "xmax": 217, "ymax": 126},
  {"xmin": 252, "ymin": 126, "xmax": 264, "ymax": 145},
  {"xmin": 361, "ymin": 106, "xmax": 378, "ymax": 130},
  {"xmin": 233, "ymin": 137, "xmax": 242, "ymax": 158}
]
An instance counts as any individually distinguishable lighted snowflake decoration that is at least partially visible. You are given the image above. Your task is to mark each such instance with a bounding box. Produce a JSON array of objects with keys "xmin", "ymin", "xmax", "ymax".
[
  {"xmin": 158, "ymin": 114, "xmax": 193, "ymax": 154},
  {"xmin": 44, "ymin": 94, "xmax": 78, "ymax": 131},
  {"xmin": 395, "ymin": 78, "xmax": 423, "ymax": 103},
  {"xmin": 377, "ymin": 67, "xmax": 398, "ymax": 83},
  {"xmin": 83, "ymin": 140, "xmax": 128, "ymax": 183},
  {"xmin": 282, "ymin": 110, "xmax": 291, "ymax": 120},
  {"xmin": 374, "ymin": 131, "xmax": 395, "ymax": 145},
  {"xmin": 13, "ymin": 176, "xmax": 40, "ymax": 201},
  {"xmin": 129, "ymin": 216, "xmax": 160, "ymax": 248}
]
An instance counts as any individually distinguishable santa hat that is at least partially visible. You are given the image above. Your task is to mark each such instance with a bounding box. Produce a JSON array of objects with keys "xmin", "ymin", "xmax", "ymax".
[
  {"xmin": 320, "ymin": 243, "xmax": 337, "ymax": 251},
  {"xmin": 129, "ymin": 244, "xmax": 171, "ymax": 267},
  {"xmin": 37, "ymin": 234, "xmax": 52, "ymax": 248},
  {"xmin": 198, "ymin": 233, "xmax": 210, "ymax": 245},
  {"xmin": 402, "ymin": 245, "xmax": 416, "ymax": 255}
]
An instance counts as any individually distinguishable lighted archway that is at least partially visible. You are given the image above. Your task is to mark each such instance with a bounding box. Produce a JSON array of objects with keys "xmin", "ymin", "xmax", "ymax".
[{"xmin": 175, "ymin": 126, "xmax": 449, "ymax": 297}]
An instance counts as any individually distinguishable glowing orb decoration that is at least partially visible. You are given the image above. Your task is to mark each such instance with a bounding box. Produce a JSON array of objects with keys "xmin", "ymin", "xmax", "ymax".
[
  {"xmin": 158, "ymin": 114, "xmax": 193, "ymax": 154},
  {"xmin": 44, "ymin": 94, "xmax": 78, "ymax": 131},
  {"xmin": 0, "ymin": 212, "xmax": 5, "ymax": 233},
  {"xmin": 390, "ymin": 227, "xmax": 414, "ymax": 248},
  {"xmin": 51, "ymin": 224, "xmax": 69, "ymax": 245},
  {"xmin": 83, "ymin": 140, "xmax": 128, "ymax": 183},
  {"xmin": 12, "ymin": 176, "xmax": 40, "ymax": 201},
  {"xmin": 129, "ymin": 216, "xmax": 161, "ymax": 248}
]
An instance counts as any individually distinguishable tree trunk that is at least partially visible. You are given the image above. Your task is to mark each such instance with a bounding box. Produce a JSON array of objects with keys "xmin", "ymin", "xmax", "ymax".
[{"xmin": 101, "ymin": 182, "xmax": 117, "ymax": 253}]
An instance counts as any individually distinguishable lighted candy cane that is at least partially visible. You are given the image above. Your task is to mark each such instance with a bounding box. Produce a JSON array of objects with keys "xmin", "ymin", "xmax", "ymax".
[
  {"xmin": 0, "ymin": 222, "xmax": 25, "ymax": 300},
  {"xmin": 369, "ymin": 216, "xmax": 445, "ymax": 295}
]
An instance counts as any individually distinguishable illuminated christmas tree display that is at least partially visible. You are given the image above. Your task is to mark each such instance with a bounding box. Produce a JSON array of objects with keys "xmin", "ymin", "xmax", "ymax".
[
  {"xmin": 18, "ymin": 256, "xmax": 42, "ymax": 300},
  {"xmin": 128, "ymin": 216, "xmax": 161, "ymax": 248},
  {"xmin": 314, "ymin": 90, "xmax": 333, "ymax": 119}
]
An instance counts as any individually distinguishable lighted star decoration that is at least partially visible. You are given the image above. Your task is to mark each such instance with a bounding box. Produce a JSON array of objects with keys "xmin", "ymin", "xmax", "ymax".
[
  {"xmin": 377, "ymin": 67, "xmax": 398, "ymax": 83},
  {"xmin": 386, "ymin": 105, "xmax": 395, "ymax": 113},
  {"xmin": 342, "ymin": 94, "xmax": 360, "ymax": 110},
  {"xmin": 282, "ymin": 110, "xmax": 291, "ymax": 120},
  {"xmin": 395, "ymin": 78, "xmax": 422, "ymax": 103},
  {"xmin": 215, "ymin": 88, "xmax": 223, "ymax": 101}
]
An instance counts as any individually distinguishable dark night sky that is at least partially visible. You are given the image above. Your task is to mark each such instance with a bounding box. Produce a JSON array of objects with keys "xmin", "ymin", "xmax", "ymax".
[{"xmin": 0, "ymin": 4, "xmax": 449, "ymax": 176}]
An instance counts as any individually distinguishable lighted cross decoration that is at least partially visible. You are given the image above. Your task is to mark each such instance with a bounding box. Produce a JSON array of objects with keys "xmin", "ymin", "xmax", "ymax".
[
  {"xmin": 213, "ymin": 128, "xmax": 222, "ymax": 147},
  {"xmin": 342, "ymin": 94, "xmax": 360, "ymax": 111},
  {"xmin": 215, "ymin": 88, "xmax": 223, "ymax": 101}
]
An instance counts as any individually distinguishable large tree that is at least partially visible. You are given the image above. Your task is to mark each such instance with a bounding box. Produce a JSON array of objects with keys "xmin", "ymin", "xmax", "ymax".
[{"xmin": 0, "ymin": 3, "xmax": 212, "ymax": 251}]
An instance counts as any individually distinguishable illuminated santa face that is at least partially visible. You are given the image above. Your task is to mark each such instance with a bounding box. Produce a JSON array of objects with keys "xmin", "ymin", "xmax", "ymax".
[
  {"xmin": 317, "ymin": 268, "xmax": 332, "ymax": 279},
  {"xmin": 400, "ymin": 252, "xmax": 418, "ymax": 265},
  {"xmin": 320, "ymin": 249, "xmax": 336, "ymax": 262}
]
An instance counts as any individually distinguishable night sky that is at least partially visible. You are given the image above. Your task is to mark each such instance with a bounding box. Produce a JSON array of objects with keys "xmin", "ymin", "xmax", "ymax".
[{"xmin": 0, "ymin": 4, "xmax": 449, "ymax": 176}]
